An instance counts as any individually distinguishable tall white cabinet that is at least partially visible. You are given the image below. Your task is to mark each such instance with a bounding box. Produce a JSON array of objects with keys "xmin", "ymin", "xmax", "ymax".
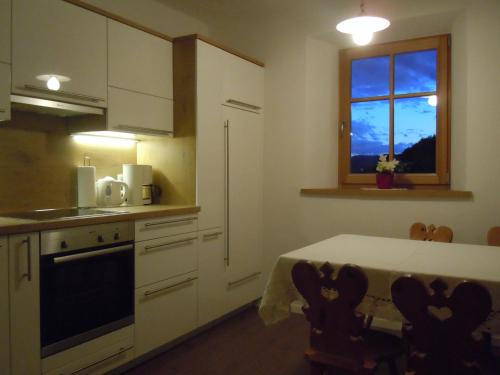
[
  {"xmin": 175, "ymin": 36, "xmax": 265, "ymax": 326},
  {"xmin": 0, "ymin": 0, "xmax": 10, "ymax": 121},
  {"xmin": 0, "ymin": 237, "xmax": 9, "ymax": 375}
]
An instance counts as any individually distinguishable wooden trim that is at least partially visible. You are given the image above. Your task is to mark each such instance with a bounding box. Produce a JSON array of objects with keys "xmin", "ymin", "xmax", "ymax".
[
  {"xmin": 300, "ymin": 188, "xmax": 472, "ymax": 200},
  {"xmin": 63, "ymin": 0, "xmax": 173, "ymax": 42},
  {"xmin": 0, "ymin": 206, "xmax": 201, "ymax": 236},
  {"xmin": 339, "ymin": 34, "xmax": 450, "ymax": 187},
  {"xmin": 174, "ymin": 34, "xmax": 265, "ymax": 67}
]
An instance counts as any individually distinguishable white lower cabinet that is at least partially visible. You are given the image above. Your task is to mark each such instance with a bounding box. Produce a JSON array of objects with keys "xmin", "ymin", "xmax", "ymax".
[
  {"xmin": 9, "ymin": 232, "xmax": 41, "ymax": 375},
  {"xmin": 197, "ymin": 228, "xmax": 228, "ymax": 326},
  {"xmin": 135, "ymin": 272, "xmax": 198, "ymax": 357},
  {"xmin": 0, "ymin": 237, "xmax": 9, "ymax": 375},
  {"xmin": 42, "ymin": 326, "xmax": 134, "ymax": 375}
]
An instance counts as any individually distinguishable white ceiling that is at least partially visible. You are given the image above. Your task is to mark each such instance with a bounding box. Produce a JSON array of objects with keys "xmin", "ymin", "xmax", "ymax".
[{"xmin": 156, "ymin": 0, "xmax": 468, "ymax": 46}]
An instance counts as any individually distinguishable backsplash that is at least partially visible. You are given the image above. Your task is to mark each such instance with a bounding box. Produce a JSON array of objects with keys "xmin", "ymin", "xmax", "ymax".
[{"xmin": 0, "ymin": 112, "xmax": 136, "ymax": 212}]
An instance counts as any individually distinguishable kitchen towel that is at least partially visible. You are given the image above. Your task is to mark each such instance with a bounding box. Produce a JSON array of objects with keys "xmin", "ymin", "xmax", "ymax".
[{"xmin": 77, "ymin": 166, "xmax": 97, "ymax": 208}]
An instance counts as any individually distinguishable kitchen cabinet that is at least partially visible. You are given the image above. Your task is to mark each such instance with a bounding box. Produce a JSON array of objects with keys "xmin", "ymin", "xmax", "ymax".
[
  {"xmin": 134, "ymin": 215, "xmax": 198, "ymax": 357},
  {"xmin": 107, "ymin": 19, "xmax": 173, "ymax": 135},
  {"xmin": 0, "ymin": 237, "xmax": 9, "ymax": 375},
  {"xmin": 175, "ymin": 36, "xmax": 264, "ymax": 323},
  {"xmin": 0, "ymin": 63, "xmax": 10, "ymax": 122},
  {"xmin": 12, "ymin": 0, "xmax": 107, "ymax": 107},
  {"xmin": 223, "ymin": 106, "xmax": 264, "ymax": 311},
  {"xmin": 197, "ymin": 228, "xmax": 227, "ymax": 326},
  {"xmin": 0, "ymin": 0, "xmax": 10, "ymax": 63},
  {"xmin": 9, "ymin": 232, "xmax": 41, "ymax": 375},
  {"xmin": 135, "ymin": 272, "xmax": 198, "ymax": 357}
]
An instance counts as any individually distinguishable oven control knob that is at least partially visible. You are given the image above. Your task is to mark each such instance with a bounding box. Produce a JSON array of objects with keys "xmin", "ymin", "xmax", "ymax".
[
  {"xmin": 97, "ymin": 235, "xmax": 104, "ymax": 243},
  {"xmin": 114, "ymin": 233, "xmax": 120, "ymax": 241},
  {"xmin": 60, "ymin": 241, "xmax": 68, "ymax": 249}
]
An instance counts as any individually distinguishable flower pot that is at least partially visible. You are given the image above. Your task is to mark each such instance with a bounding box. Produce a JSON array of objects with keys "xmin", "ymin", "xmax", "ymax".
[{"xmin": 376, "ymin": 173, "xmax": 394, "ymax": 189}]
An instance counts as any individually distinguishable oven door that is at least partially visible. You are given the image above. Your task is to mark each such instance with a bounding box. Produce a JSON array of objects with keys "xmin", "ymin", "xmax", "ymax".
[{"xmin": 40, "ymin": 242, "xmax": 134, "ymax": 358}]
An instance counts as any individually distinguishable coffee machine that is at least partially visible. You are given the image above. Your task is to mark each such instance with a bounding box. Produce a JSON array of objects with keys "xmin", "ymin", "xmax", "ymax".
[{"xmin": 122, "ymin": 164, "xmax": 153, "ymax": 205}]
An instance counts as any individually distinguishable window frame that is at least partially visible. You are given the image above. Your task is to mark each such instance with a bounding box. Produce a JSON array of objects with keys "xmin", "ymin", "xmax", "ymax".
[{"xmin": 338, "ymin": 34, "xmax": 451, "ymax": 188}]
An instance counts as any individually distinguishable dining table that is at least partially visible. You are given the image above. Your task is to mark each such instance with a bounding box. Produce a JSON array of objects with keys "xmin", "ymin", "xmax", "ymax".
[{"xmin": 258, "ymin": 234, "xmax": 500, "ymax": 335}]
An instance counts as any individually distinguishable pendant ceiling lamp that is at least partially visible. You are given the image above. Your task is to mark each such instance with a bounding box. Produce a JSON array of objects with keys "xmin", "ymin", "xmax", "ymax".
[{"xmin": 336, "ymin": 0, "xmax": 390, "ymax": 46}]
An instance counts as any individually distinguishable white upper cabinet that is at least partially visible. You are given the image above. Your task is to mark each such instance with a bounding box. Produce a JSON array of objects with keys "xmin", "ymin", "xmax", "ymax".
[
  {"xmin": 107, "ymin": 19, "xmax": 173, "ymax": 135},
  {"xmin": 0, "ymin": 63, "xmax": 11, "ymax": 122},
  {"xmin": 12, "ymin": 0, "xmax": 107, "ymax": 107},
  {"xmin": 222, "ymin": 52, "xmax": 264, "ymax": 110},
  {"xmin": 108, "ymin": 19, "xmax": 173, "ymax": 99},
  {"xmin": 0, "ymin": 0, "xmax": 11, "ymax": 63}
]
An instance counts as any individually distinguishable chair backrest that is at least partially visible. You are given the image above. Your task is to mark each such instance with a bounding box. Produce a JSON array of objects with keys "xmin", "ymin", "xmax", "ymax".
[
  {"xmin": 487, "ymin": 226, "xmax": 500, "ymax": 246},
  {"xmin": 391, "ymin": 276, "xmax": 492, "ymax": 375},
  {"xmin": 291, "ymin": 261, "xmax": 368, "ymax": 357},
  {"xmin": 409, "ymin": 222, "xmax": 453, "ymax": 242}
]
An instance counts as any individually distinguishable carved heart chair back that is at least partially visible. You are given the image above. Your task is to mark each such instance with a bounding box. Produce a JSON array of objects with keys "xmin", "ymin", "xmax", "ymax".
[
  {"xmin": 391, "ymin": 276, "xmax": 492, "ymax": 375},
  {"xmin": 292, "ymin": 261, "xmax": 403, "ymax": 375},
  {"xmin": 409, "ymin": 222, "xmax": 454, "ymax": 243}
]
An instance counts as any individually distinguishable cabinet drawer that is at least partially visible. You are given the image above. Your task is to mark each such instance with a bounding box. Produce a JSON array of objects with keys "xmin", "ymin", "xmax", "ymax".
[
  {"xmin": 135, "ymin": 215, "xmax": 198, "ymax": 242},
  {"xmin": 136, "ymin": 233, "xmax": 197, "ymax": 288},
  {"xmin": 108, "ymin": 87, "xmax": 173, "ymax": 136},
  {"xmin": 135, "ymin": 272, "xmax": 198, "ymax": 357}
]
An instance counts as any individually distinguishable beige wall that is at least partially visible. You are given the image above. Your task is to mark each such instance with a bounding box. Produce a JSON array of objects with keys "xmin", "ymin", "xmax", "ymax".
[
  {"xmin": 208, "ymin": 1, "xmax": 500, "ymax": 282},
  {"xmin": 0, "ymin": 113, "xmax": 136, "ymax": 212}
]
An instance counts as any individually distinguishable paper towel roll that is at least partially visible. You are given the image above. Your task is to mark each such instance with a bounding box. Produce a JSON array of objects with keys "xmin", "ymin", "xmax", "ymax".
[{"xmin": 77, "ymin": 166, "xmax": 96, "ymax": 208}]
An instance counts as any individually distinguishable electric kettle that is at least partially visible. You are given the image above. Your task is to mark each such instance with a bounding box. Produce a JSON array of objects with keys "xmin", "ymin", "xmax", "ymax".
[{"xmin": 96, "ymin": 177, "xmax": 128, "ymax": 207}]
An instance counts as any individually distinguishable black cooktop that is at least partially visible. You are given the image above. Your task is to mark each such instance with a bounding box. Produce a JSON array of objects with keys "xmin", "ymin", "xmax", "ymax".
[{"xmin": 1, "ymin": 208, "xmax": 128, "ymax": 221}]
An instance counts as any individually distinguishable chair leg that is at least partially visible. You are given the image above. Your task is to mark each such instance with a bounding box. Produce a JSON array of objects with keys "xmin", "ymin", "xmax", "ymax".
[{"xmin": 387, "ymin": 359, "xmax": 399, "ymax": 375}]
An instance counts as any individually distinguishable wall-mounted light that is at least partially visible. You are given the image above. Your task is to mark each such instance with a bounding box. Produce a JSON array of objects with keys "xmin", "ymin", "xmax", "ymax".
[
  {"xmin": 336, "ymin": 0, "xmax": 390, "ymax": 46},
  {"xmin": 72, "ymin": 131, "xmax": 139, "ymax": 148},
  {"xmin": 36, "ymin": 74, "xmax": 71, "ymax": 91}
]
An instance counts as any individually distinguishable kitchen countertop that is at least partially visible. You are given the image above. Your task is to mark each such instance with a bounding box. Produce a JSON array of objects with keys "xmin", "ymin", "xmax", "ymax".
[{"xmin": 0, "ymin": 205, "xmax": 200, "ymax": 235}]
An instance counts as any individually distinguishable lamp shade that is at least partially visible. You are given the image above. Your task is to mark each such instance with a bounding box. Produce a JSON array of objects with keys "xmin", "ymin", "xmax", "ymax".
[{"xmin": 336, "ymin": 16, "xmax": 390, "ymax": 34}]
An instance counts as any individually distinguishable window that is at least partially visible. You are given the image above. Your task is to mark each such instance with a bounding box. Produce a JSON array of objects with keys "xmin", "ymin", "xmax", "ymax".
[{"xmin": 339, "ymin": 35, "xmax": 450, "ymax": 187}]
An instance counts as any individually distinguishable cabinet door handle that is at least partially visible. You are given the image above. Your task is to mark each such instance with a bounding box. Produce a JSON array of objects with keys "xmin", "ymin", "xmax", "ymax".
[
  {"xmin": 22, "ymin": 236, "xmax": 32, "ymax": 281},
  {"xmin": 144, "ymin": 277, "xmax": 197, "ymax": 297},
  {"xmin": 143, "ymin": 237, "xmax": 197, "ymax": 252},
  {"xmin": 226, "ymin": 99, "xmax": 261, "ymax": 111},
  {"xmin": 202, "ymin": 231, "xmax": 223, "ymax": 240},
  {"xmin": 224, "ymin": 120, "xmax": 230, "ymax": 267},
  {"xmin": 22, "ymin": 84, "xmax": 105, "ymax": 103},
  {"xmin": 114, "ymin": 124, "xmax": 173, "ymax": 136},
  {"xmin": 143, "ymin": 217, "xmax": 197, "ymax": 228},
  {"xmin": 0, "ymin": 109, "xmax": 6, "ymax": 113},
  {"xmin": 227, "ymin": 272, "xmax": 261, "ymax": 288}
]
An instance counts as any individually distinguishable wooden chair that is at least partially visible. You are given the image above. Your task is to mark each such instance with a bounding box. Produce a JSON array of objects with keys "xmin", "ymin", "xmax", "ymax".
[
  {"xmin": 487, "ymin": 227, "xmax": 500, "ymax": 246},
  {"xmin": 409, "ymin": 222, "xmax": 453, "ymax": 242},
  {"xmin": 292, "ymin": 261, "xmax": 404, "ymax": 375},
  {"xmin": 391, "ymin": 276, "xmax": 492, "ymax": 375}
]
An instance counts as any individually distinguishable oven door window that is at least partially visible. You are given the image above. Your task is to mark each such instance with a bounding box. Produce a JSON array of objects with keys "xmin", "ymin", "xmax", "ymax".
[{"xmin": 40, "ymin": 243, "xmax": 134, "ymax": 357}]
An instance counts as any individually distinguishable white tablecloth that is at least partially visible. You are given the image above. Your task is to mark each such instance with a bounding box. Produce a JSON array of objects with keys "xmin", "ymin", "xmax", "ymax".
[{"xmin": 259, "ymin": 234, "xmax": 500, "ymax": 334}]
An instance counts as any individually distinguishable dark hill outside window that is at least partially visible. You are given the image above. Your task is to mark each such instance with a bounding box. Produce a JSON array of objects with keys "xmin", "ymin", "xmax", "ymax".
[{"xmin": 338, "ymin": 35, "xmax": 450, "ymax": 188}]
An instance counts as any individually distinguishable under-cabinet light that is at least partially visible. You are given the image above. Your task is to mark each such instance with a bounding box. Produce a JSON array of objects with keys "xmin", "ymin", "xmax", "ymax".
[{"xmin": 72, "ymin": 131, "xmax": 139, "ymax": 148}]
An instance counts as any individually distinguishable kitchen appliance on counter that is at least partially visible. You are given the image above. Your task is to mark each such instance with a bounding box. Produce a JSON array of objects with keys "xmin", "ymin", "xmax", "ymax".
[
  {"xmin": 123, "ymin": 164, "xmax": 153, "ymax": 206},
  {"xmin": 40, "ymin": 221, "xmax": 134, "ymax": 357},
  {"xmin": 96, "ymin": 176, "xmax": 128, "ymax": 207}
]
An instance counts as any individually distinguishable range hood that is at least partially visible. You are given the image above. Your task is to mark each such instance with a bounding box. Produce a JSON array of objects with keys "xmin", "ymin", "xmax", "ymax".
[{"xmin": 10, "ymin": 94, "xmax": 104, "ymax": 117}]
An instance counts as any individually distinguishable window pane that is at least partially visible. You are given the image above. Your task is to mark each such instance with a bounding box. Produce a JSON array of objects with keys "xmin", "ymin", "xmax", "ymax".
[
  {"xmin": 351, "ymin": 56, "xmax": 390, "ymax": 98},
  {"xmin": 351, "ymin": 100, "xmax": 390, "ymax": 173},
  {"xmin": 394, "ymin": 50, "xmax": 437, "ymax": 95},
  {"xmin": 394, "ymin": 97, "xmax": 436, "ymax": 173}
]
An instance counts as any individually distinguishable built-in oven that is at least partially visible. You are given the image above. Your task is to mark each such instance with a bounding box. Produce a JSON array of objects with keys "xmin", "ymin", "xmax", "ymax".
[{"xmin": 40, "ymin": 221, "xmax": 134, "ymax": 358}]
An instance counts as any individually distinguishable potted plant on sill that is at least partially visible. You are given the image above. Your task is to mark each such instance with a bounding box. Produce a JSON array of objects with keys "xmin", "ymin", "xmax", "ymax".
[{"xmin": 375, "ymin": 154, "xmax": 399, "ymax": 189}]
